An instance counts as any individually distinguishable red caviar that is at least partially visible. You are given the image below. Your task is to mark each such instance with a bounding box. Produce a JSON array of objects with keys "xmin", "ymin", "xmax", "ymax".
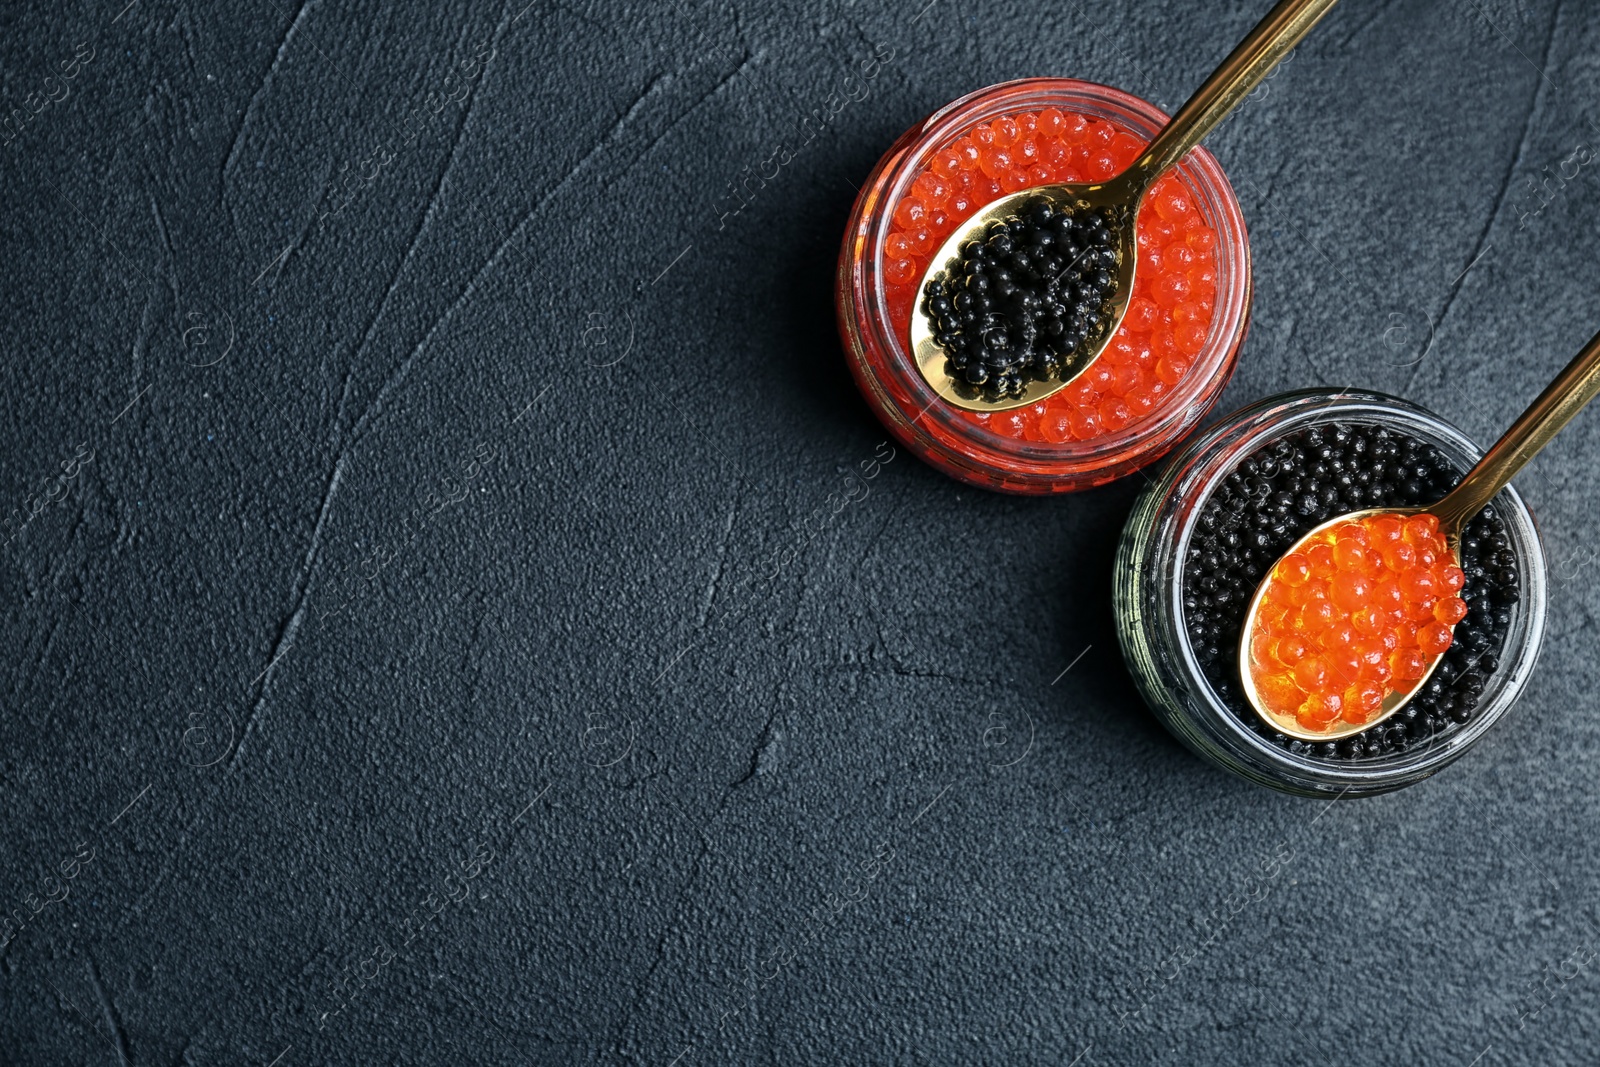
[
  {"xmin": 1247, "ymin": 512, "xmax": 1468, "ymax": 732},
  {"xmin": 880, "ymin": 108, "xmax": 1219, "ymax": 443}
]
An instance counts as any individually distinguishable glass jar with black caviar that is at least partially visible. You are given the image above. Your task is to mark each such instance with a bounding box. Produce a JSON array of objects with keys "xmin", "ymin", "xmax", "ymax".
[{"xmin": 1115, "ymin": 389, "xmax": 1548, "ymax": 797}]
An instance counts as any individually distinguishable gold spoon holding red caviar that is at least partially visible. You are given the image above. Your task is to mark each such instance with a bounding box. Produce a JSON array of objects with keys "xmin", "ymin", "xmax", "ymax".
[
  {"xmin": 913, "ymin": 0, "xmax": 1340, "ymax": 412},
  {"xmin": 1241, "ymin": 327, "xmax": 1600, "ymax": 741}
]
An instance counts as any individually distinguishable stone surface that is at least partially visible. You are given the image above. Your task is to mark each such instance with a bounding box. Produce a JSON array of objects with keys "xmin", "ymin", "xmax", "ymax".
[{"xmin": 1, "ymin": 1, "xmax": 1599, "ymax": 1064}]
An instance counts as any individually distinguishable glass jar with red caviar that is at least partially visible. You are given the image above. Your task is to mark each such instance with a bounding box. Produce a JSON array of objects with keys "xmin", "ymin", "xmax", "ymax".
[
  {"xmin": 836, "ymin": 78, "xmax": 1252, "ymax": 494},
  {"xmin": 1114, "ymin": 389, "xmax": 1548, "ymax": 797}
]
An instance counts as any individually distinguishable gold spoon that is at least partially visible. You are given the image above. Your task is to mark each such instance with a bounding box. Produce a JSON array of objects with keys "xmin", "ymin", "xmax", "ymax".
[
  {"xmin": 913, "ymin": 0, "xmax": 1340, "ymax": 412},
  {"xmin": 1241, "ymin": 326, "xmax": 1600, "ymax": 741}
]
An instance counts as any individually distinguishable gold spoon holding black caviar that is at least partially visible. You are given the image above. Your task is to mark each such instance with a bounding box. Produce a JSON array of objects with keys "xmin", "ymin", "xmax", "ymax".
[
  {"xmin": 913, "ymin": 0, "xmax": 1339, "ymax": 412},
  {"xmin": 1240, "ymin": 326, "xmax": 1600, "ymax": 741}
]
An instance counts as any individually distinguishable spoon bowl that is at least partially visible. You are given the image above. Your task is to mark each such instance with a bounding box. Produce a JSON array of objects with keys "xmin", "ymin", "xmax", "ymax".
[
  {"xmin": 1238, "ymin": 504, "xmax": 1453, "ymax": 742},
  {"xmin": 910, "ymin": 178, "xmax": 1139, "ymax": 411}
]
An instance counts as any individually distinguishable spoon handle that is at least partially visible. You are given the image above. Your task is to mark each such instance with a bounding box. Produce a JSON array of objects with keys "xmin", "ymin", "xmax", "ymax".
[
  {"xmin": 1127, "ymin": 0, "xmax": 1340, "ymax": 186},
  {"xmin": 1436, "ymin": 327, "xmax": 1600, "ymax": 533}
]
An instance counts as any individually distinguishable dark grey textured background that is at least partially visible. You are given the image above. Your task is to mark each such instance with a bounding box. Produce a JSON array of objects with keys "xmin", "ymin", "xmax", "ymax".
[{"xmin": 3, "ymin": 0, "xmax": 1599, "ymax": 1064}]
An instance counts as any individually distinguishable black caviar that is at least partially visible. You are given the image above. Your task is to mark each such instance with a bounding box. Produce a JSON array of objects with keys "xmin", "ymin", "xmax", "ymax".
[
  {"xmin": 920, "ymin": 196, "xmax": 1120, "ymax": 402},
  {"xmin": 1182, "ymin": 422, "xmax": 1521, "ymax": 761}
]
